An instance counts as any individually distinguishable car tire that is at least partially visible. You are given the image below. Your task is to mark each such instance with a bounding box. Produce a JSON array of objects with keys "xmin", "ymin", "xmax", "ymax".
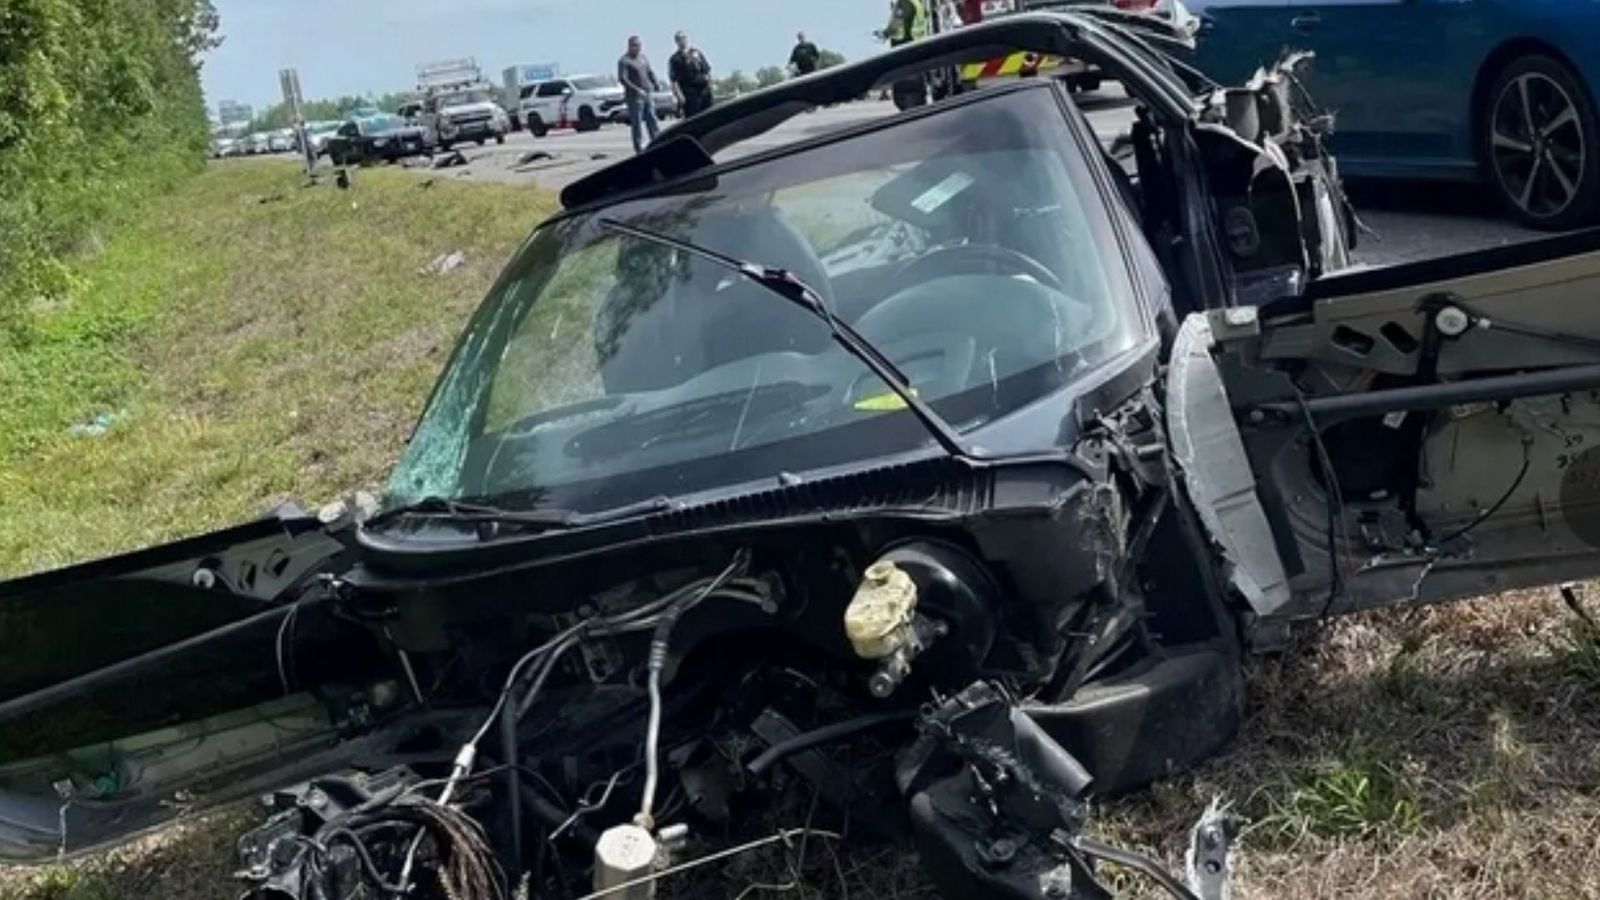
[
  {"xmin": 475, "ymin": 139, "xmax": 485, "ymax": 147},
  {"xmin": 529, "ymin": 116, "xmax": 549, "ymax": 138},
  {"xmin": 577, "ymin": 107, "xmax": 600, "ymax": 132},
  {"xmin": 495, "ymin": 134, "xmax": 505, "ymax": 145},
  {"xmin": 440, "ymin": 140, "xmax": 453, "ymax": 152},
  {"xmin": 892, "ymin": 79, "xmax": 926, "ymax": 111},
  {"xmin": 1481, "ymin": 54, "xmax": 1600, "ymax": 229}
]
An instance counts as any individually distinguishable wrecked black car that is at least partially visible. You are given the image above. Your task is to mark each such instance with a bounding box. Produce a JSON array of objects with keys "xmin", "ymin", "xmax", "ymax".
[{"xmin": 9, "ymin": 11, "xmax": 1600, "ymax": 900}]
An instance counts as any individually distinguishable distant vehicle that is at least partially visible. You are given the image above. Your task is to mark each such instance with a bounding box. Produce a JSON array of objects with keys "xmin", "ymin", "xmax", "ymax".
[
  {"xmin": 324, "ymin": 114, "xmax": 433, "ymax": 166},
  {"xmin": 503, "ymin": 62, "xmax": 560, "ymax": 129},
  {"xmin": 210, "ymin": 137, "xmax": 237, "ymax": 159},
  {"xmin": 421, "ymin": 84, "xmax": 509, "ymax": 150},
  {"xmin": 612, "ymin": 89, "xmax": 679, "ymax": 123},
  {"xmin": 1186, "ymin": 0, "xmax": 1600, "ymax": 228},
  {"xmin": 243, "ymin": 132, "xmax": 271, "ymax": 155},
  {"xmin": 303, "ymin": 121, "xmax": 343, "ymax": 157},
  {"xmin": 267, "ymin": 130, "xmax": 295, "ymax": 154},
  {"xmin": 417, "ymin": 57, "xmax": 484, "ymax": 93},
  {"xmin": 654, "ymin": 89, "xmax": 680, "ymax": 120},
  {"xmin": 521, "ymin": 74, "xmax": 625, "ymax": 137},
  {"xmin": 396, "ymin": 100, "xmax": 424, "ymax": 124}
]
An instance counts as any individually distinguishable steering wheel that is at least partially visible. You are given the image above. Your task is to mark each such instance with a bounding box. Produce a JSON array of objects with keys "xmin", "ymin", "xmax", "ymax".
[{"xmin": 894, "ymin": 244, "xmax": 1064, "ymax": 293}]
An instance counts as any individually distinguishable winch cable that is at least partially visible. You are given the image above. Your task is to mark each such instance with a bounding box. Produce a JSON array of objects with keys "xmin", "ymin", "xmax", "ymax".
[
  {"xmin": 1444, "ymin": 302, "xmax": 1600, "ymax": 355},
  {"xmin": 1066, "ymin": 834, "xmax": 1202, "ymax": 900},
  {"xmin": 1294, "ymin": 385, "xmax": 1348, "ymax": 621},
  {"xmin": 745, "ymin": 710, "xmax": 916, "ymax": 777},
  {"xmin": 1436, "ymin": 432, "xmax": 1532, "ymax": 545},
  {"xmin": 637, "ymin": 549, "xmax": 750, "ymax": 830},
  {"xmin": 573, "ymin": 827, "xmax": 843, "ymax": 900},
  {"xmin": 392, "ymin": 556, "xmax": 760, "ymax": 892}
]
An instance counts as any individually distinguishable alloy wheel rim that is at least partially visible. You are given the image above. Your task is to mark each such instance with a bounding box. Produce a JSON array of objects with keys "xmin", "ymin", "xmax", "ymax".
[{"xmin": 1490, "ymin": 71, "xmax": 1586, "ymax": 218}]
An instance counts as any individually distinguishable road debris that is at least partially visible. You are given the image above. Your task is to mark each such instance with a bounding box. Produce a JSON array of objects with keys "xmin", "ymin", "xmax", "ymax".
[
  {"xmin": 421, "ymin": 250, "xmax": 466, "ymax": 275},
  {"xmin": 65, "ymin": 410, "xmax": 122, "ymax": 438}
]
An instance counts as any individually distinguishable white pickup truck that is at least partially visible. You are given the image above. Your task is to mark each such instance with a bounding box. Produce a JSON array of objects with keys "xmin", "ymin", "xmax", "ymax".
[
  {"xmin": 519, "ymin": 75, "xmax": 627, "ymax": 137},
  {"xmin": 422, "ymin": 84, "xmax": 509, "ymax": 150}
]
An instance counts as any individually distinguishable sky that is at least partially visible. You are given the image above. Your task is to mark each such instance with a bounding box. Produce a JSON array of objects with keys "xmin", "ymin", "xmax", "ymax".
[{"xmin": 202, "ymin": 0, "xmax": 889, "ymax": 112}]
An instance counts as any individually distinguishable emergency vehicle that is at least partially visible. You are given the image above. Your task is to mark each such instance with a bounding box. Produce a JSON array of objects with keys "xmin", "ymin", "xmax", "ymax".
[{"xmin": 944, "ymin": 0, "xmax": 1195, "ymax": 93}]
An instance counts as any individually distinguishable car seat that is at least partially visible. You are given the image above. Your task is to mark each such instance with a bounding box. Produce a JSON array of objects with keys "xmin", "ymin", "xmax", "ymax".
[{"xmin": 598, "ymin": 206, "xmax": 835, "ymax": 393}]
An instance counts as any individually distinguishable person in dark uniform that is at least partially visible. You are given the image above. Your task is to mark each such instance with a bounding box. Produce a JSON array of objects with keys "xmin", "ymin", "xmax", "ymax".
[
  {"xmin": 668, "ymin": 31, "xmax": 715, "ymax": 119},
  {"xmin": 882, "ymin": 0, "xmax": 930, "ymax": 109},
  {"xmin": 883, "ymin": 0, "xmax": 928, "ymax": 46},
  {"xmin": 789, "ymin": 31, "xmax": 821, "ymax": 76}
]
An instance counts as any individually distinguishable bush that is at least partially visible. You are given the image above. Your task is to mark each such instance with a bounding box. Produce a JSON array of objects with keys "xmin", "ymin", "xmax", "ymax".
[{"xmin": 0, "ymin": 0, "xmax": 218, "ymax": 338}]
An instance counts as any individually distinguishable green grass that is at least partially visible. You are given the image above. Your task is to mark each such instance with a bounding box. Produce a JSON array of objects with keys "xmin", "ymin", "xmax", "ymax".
[
  {"xmin": 1260, "ymin": 744, "xmax": 1424, "ymax": 844},
  {"xmin": 0, "ymin": 161, "xmax": 554, "ymax": 579}
]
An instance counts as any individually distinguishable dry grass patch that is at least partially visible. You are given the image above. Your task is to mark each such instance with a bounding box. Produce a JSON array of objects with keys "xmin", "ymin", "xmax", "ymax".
[{"xmin": 1094, "ymin": 586, "xmax": 1600, "ymax": 900}]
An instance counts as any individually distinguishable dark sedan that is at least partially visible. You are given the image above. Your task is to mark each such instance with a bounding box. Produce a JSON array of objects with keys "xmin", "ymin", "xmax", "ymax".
[
  {"xmin": 1188, "ymin": 0, "xmax": 1600, "ymax": 228},
  {"xmin": 325, "ymin": 114, "xmax": 433, "ymax": 166}
]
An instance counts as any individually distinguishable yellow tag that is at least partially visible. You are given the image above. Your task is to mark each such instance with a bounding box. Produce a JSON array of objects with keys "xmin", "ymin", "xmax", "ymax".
[{"xmin": 854, "ymin": 389, "xmax": 915, "ymax": 412}]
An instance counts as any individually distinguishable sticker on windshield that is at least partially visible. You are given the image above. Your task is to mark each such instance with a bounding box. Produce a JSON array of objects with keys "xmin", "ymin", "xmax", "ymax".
[{"xmin": 911, "ymin": 172, "xmax": 976, "ymax": 214}]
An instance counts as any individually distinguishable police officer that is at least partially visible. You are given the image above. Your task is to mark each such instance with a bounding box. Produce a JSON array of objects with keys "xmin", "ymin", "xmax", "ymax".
[
  {"xmin": 669, "ymin": 31, "xmax": 715, "ymax": 119},
  {"xmin": 882, "ymin": 0, "xmax": 930, "ymax": 109}
]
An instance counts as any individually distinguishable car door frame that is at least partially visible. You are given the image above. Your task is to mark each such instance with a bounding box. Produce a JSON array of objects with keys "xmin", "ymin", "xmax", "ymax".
[{"xmin": 1207, "ymin": 229, "xmax": 1600, "ymax": 644}]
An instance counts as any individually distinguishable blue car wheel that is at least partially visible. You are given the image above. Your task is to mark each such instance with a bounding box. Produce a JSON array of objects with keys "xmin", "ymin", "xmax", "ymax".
[{"xmin": 1483, "ymin": 54, "xmax": 1600, "ymax": 229}]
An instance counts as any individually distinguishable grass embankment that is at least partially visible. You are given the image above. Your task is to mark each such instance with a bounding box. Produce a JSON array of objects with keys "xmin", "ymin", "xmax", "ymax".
[
  {"xmin": 3, "ymin": 161, "xmax": 1600, "ymax": 900},
  {"xmin": 0, "ymin": 162, "xmax": 553, "ymax": 577},
  {"xmin": 0, "ymin": 160, "xmax": 551, "ymax": 899}
]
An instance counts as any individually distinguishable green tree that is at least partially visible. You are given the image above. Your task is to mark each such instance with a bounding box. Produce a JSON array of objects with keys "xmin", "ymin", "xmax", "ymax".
[
  {"xmin": 755, "ymin": 66, "xmax": 786, "ymax": 88},
  {"xmin": 0, "ymin": 0, "xmax": 220, "ymax": 336},
  {"xmin": 818, "ymin": 49, "xmax": 846, "ymax": 69},
  {"xmin": 248, "ymin": 94, "xmax": 396, "ymax": 131},
  {"xmin": 713, "ymin": 70, "xmax": 758, "ymax": 99}
]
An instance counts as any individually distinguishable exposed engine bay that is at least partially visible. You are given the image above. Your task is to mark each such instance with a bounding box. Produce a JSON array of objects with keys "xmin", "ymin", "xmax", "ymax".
[{"xmin": 220, "ymin": 433, "xmax": 1237, "ymax": 900}]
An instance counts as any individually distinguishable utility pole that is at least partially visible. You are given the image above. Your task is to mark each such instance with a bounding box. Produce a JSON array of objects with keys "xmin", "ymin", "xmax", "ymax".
[{"xmin": 280, "ymin": 68, "xmax": 313, "ymax": 174}]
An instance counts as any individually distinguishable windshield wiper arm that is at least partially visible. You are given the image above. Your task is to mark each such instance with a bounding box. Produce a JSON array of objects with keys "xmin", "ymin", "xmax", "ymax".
[{"xmin": 598, "ymin": 218, "xmax": 971, "ymax": 458}]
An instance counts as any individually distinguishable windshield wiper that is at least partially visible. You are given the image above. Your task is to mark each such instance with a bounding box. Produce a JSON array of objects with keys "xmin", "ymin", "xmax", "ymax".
[
  {"xmin": 366, "ymin": 495, "xmax": 676, "ymax": 538},
  {"xmin": 598, "ymin": 218, "xmax": 971, "ymax": 458}
]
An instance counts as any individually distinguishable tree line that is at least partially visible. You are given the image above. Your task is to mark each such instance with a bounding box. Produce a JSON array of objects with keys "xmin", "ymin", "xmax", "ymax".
[
  {"xmin": 0, "ymin": 0, "xmax": 220, "ymax": 337},
  {"xmin": 714, "ymin": 48, "xmax": 846, "ymax": 99},
  {"xmin": 245, "ymin": 93, "xmax": 415, "ymax": 132}
]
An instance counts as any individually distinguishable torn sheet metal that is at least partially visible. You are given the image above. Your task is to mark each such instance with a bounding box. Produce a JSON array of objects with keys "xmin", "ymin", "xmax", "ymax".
[{"xmin": 1167, "ymin": 313, "xmax": 1292, "ymax": 615}]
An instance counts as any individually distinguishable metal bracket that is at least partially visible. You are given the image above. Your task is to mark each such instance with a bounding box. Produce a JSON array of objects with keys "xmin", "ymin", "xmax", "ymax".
[{"xmin": 1185, "ymin": 801, "xmax": 1233, "ymax": 900}]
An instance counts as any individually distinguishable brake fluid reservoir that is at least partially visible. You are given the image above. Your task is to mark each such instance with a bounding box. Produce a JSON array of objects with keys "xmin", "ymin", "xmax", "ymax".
[{"xmin": 844, "ymin": 560, "xmax": 919, "ymax": 659}]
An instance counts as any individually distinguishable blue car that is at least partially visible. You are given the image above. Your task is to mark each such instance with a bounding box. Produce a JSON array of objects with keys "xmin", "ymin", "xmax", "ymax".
[{"xmin": 1186, "ymin": 0, "xmax": 1600, "ymax": 228}]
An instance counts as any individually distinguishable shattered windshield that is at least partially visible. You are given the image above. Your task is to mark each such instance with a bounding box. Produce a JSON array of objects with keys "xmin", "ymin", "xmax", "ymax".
[{"xmin": 387, "ymin": 87, "xmax": 1145, "ymax": 515}]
